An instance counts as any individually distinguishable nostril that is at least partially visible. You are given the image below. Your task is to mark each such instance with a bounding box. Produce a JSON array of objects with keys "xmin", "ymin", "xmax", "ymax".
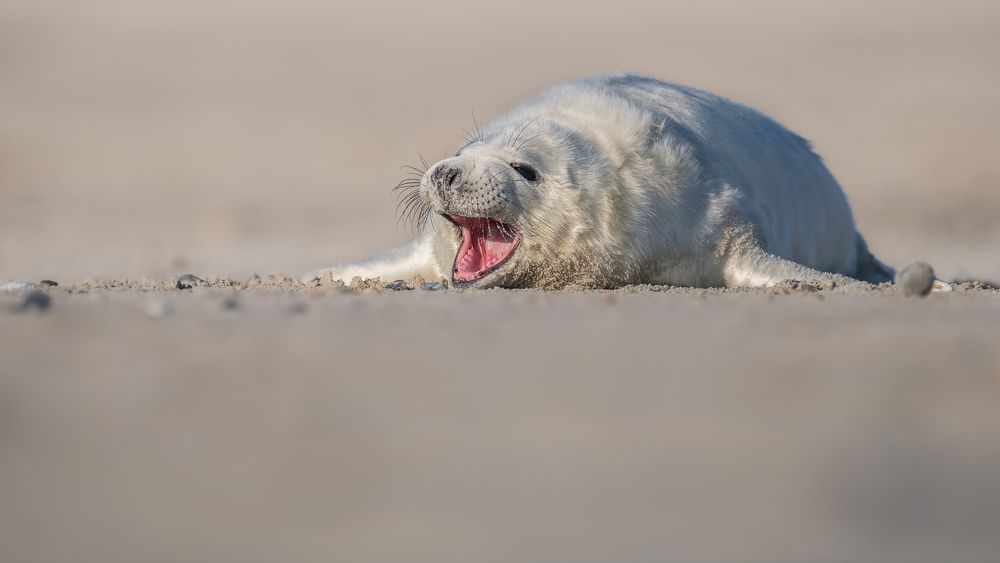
[{"xmin": 432, "ymin": 164, "xmax": 464, "ymax": 191}]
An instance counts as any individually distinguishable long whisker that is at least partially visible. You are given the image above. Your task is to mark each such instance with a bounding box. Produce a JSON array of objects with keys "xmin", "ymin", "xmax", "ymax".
[
  {"xmin": 500, "ymin": 196, "xmax": 562, "ymax": 243},
  {"xmin": 472, "ymin": 110, "xmax": 483, "ymax": 142},
  {"xmin": 515, "ymin": 133, "xmax": 543, "ymax": 151},
  {"xmin": 393, "ymin": 156, "xmax": 434, "ymax": 233},
  {"xmin": 508, "ymin": 114, "xmax": 543, "ymax": 149},
  {"xmin": 401, "ymin": 164, "xmax": 427, "ymax": 176},
  {"xmin": 457, "ymin": 125, "xmax": 477, "ymax": 146}
]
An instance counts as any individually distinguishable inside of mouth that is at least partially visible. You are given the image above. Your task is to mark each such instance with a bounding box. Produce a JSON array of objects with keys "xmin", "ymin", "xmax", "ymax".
[{"xmin": 451, "ymin": 215, "xmax": 520, "ymax": 283}]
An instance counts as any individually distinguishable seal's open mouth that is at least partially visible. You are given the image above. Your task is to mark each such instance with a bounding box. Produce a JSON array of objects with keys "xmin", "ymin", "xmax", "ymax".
[{"xmin": 449, "ymin": 215, "xmax": 521, "ymax": 284}]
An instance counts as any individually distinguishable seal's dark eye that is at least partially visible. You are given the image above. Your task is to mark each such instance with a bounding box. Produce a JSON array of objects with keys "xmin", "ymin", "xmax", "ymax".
[{"xmin": 511, "ymin": 162, "xmax": 539, "ymax": 182}]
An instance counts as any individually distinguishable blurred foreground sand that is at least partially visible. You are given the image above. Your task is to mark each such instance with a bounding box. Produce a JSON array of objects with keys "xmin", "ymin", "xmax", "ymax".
[
  {"xmin": 2, "ymin": 284, "xmax": 1000, "ymax": 563},
  {"xmin": 2, "ymin": 1, "xmax": 1000, "ymax": 562}
]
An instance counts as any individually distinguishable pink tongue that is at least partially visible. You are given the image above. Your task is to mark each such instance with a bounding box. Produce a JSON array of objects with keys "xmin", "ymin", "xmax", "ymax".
[{"xmin": 454, "ymin": 218, "xmax": 518, "ymax": 282}]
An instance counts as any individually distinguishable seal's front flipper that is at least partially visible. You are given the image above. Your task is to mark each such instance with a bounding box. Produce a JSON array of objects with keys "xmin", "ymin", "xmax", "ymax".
[
  {"xmin": 722, "ymin": 249, "xmax": 860, "ymax": 289},
  {"xmin": 302, "ymin": 235, "xmax": 442, "ymax": 284}
]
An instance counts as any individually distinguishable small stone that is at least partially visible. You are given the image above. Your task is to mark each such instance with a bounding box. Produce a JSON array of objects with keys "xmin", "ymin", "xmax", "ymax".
[
  {"xmin": 385, "ymin": 279, "xmax": 411, "ymax": 291},
  {"xmin": 896, "ymin": 262, "xmax": 935, "ymax": 297},
  {"xmin": 222, "ymin": 296, "xmax": 240, "ymax": 310},
  {"xmin": 420, "ymin": 281, "xmax": 446, "ymax": 291},
  {"xmin": 288, "ymin": 302, "xmax": 308, "ymax": 314},
  {"xmin": 175, "ymin": 274, "xmax": 204, "ymax": 290},
  {"xmin": 39, "ymin": 279, "xmax": 58, "ymax": 287},
  {"xmin": 13, "ymin": 290, "xmax": 51, "ymax": 313}
]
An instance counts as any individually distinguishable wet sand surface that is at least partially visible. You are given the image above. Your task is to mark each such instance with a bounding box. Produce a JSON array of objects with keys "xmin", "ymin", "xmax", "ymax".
[{"xmin": 2, "ymin": 0, "xmax": 1000, "ymax": 561}]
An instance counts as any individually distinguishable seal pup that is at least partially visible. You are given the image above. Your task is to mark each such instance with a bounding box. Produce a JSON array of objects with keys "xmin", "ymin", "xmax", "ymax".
[{"xmin": 306, "ymin": 73, "xmax": 900, "ymax": 289}]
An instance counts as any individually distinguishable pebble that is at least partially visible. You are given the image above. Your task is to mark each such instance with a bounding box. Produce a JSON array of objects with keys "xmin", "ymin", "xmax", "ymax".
[
  {"xmin": 222, "ymin": 296, "xmax": 240, "ymax": 311},
  {"xmin": 288, "ymin": 302, "xmax": 309, "ymax": 314},
  {"xmin": 385, "ymin": 279, "xmax": 411, "ymax": 291},
  {"xmin": 39, "ymin": 279, "xmax": 59, "ymax": 287},
  {"xmin": 175, "ymin": 274, "xmax": 204, "ymax": 290},
  {"xmin": 896, "ymin": 262, "xmax": 935, "ymax": 297},
  {"xmin": 13, "ymin": 290, "xmax": 52, "ymax": 313},
  {"xmin": 420, "ymin": 281, "xmax": 447, "ymax": 291}
]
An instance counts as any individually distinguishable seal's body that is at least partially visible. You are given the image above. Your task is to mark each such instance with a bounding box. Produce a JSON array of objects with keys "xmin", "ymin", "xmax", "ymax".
[{"xmin": 307, "ymin": 74, "xmax": 894, "ymax": 288}]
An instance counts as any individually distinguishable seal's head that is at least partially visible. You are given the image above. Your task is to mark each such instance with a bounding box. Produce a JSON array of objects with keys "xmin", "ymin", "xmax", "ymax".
[
  {"xmin": 421, "ymin": 145, "xmax": 532, "ymax": 287},
  {"xmin": 415, "ymin": 113, "xmax": 632, "ymax": 289}
]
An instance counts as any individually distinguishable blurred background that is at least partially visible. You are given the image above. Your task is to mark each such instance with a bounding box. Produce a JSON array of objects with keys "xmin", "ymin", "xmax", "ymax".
[
  {"xmin": 1, "ymin": 0, "xmax": 998, "ymax": 281},
  {"xmin": 2, "ymin": 2, "xmax": 1000, "ymax": 563}
]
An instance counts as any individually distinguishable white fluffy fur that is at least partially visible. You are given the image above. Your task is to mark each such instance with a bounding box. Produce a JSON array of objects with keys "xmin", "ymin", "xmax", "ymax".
[{"xmin": 306, "ymin": 74, "xmax": 894, "ymax": 289}]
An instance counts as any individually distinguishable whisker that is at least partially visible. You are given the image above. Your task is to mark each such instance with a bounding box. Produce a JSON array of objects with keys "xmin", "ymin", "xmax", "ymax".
[
  {"xmin": 508, "ymin": 114, "xmax": 543, "ymax": 149},
  {"xmin": 401, "ymin": 164, "xmax": 427, "ymax": 176},
  {"xmin": 457, "ymin": 125, "xmax": 477, "ymax": 147},
  {"xmin": 515, "ymin": 133, "xmax": 543, "ymax": 151},
  {"xmin": 472, "ymin": 110, "xmax": 483, "ymax": 142},
  {"xmin": 392, "ymin": 155, "xmax": 436, "ymax": 234}
]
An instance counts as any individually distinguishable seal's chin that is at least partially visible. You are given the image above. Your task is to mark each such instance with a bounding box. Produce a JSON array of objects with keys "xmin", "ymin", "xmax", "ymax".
[{"xmin": 448, "ymin": 215, "xmax": 521, "ymax": 285}]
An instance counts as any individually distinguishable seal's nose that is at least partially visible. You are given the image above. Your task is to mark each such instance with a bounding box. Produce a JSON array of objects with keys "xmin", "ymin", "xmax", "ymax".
[{"xmin": 431, "ymin": 164, "xmax": 463, "ymax": 190}]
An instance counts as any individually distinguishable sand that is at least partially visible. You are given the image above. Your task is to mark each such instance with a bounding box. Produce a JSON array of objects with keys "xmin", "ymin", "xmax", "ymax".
[
  {"xmin": 2, "ymin": 281, "xmax": 1000, "ymax": 563},
  {"xmin": 2, "ymin": 1, "xmax": 1000, "ymax": 561}
]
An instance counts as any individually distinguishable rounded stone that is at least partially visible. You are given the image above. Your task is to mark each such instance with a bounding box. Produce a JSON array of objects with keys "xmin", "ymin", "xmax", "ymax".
[
  {"xmin": 176, "ymin": 274, "xmax": 204, "ymax": 290},
  {"xmin": 385, "ymin": 280, "xmax": 411, "ymax": 291},
  {"xmin": 896, "ymin": 262, "xmax": 935, "ymax": 297}
]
